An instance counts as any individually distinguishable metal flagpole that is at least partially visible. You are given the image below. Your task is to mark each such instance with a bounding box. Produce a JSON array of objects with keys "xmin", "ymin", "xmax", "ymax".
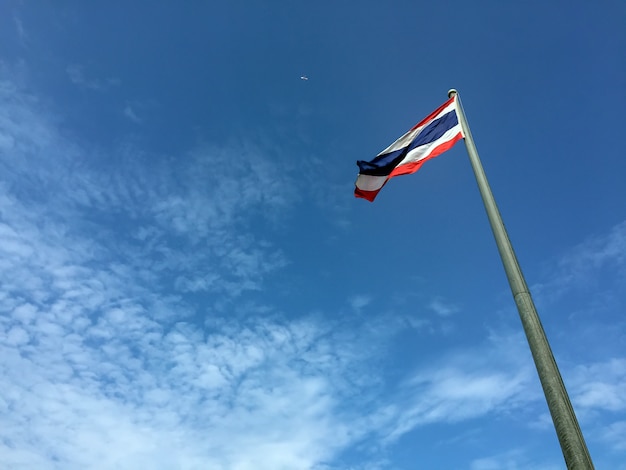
[{"xmin": 447, "ymin": 89, "xmax": 594, "ymax": 469}]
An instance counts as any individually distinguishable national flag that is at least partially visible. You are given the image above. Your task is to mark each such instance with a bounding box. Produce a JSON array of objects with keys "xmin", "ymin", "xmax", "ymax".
[{"xmin": 354, "ymin": 95, "xmax": 464, "ymax": 201}]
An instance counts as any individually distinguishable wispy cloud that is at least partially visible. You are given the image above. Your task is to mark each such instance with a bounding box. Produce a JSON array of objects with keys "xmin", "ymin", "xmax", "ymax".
[
  {"xmin": 13, "ymin": 14, "xmax": 28, "ymax": 45},
  {"xmin": 533, "ymin": 220, "xmax": 626, "ymax": 303},
  {"xmin": 565, "ymin": 357, "xmax": 626, "ymax": 453},
  {"xmin": 123, "ymin": 104, "xmax": 141, "ymax": 123},
  {"xmin": 66, "ymin": 64, "xmax": 120, "ymax": 91},
  {"xmin": 0, "ymin": 74, "xmax": 377, "ymax": 469},
  {"xmin": 0, "ymin": 174, "xmax": 367, "ymax": 468},
  {"xmin": 349, "ymin": 294, "xmax": 372, "ymax": 312},
  {"xmin": 0, "ymin": 78, "xmax": 294, "ymax": 299},
  {"xmin": 470, "ymin": 450, "xmax": 561, "ymax": 470},
  {"xmin": 572, "ymin": 358, "xmax": 626, "ymax": 412},
  {"xmin": 603, "ymin": 421, "xmax": 626, "ymax": 451},
  {"xmin": 375, "ymin": 332, "xmax": 538, "ymax": 443},
  {"xmin": 428, "ymin": 296, "xmax": 459, "ymax": 317}
]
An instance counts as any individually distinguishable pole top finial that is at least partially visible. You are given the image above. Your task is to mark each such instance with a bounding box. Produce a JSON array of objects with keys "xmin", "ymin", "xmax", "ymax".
[{"xmin": 448, "ymin": 89, "xmax": 458, "ymax": 98}]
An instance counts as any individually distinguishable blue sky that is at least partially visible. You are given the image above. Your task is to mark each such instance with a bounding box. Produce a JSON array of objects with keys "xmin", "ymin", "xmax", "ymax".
[{"xmin": 1, "ymin": 1, "xmax": 625, "ymax": 469}]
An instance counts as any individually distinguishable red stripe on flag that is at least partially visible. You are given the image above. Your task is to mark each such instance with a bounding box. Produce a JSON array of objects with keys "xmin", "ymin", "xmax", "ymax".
[
  {"xmin": 388, "ymin": 132, "xmax": 463, "ymax": 178},
  {"xmin": 408, "ymin": 96, "xmax": 457, "ymax": 132},
  {"xmin": 354, "ymin": 180, "xmax": 389, "ymax": 202}
]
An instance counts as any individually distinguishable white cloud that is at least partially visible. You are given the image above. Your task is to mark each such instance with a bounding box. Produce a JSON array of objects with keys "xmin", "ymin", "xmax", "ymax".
[
  {"xmin": 13, "ymin": 14, "xmax": 28, "ymax": 44},
  {"xmin": 603, "ymin": 420, "xmax": 626, "ymax": 451},
  {"xmin": 2, "ymin": 173, "xmax": 548, "ymax": 467},
  {"xmin": 470, "ymin": 450, "xmax": 560, "ymax": 470},
  {"xmin": 2, "ymin": 66, "xmax": 624, "ymax": 469},
  {"xmin": 571, "ymin": 358, "xmax": 626, "ymax": 412},
  {"xmin": 1, "ymin": 277, "xmax": 384, "ymax": 469},
  {"xmin": 560, "ymin": 221, "xmax": 626, "ymax": 275},
  {"xmin": 377, "ymin": 333, "xmax": 539, "ymax": 443},
  {"xmin": 0, "ymin": 75, "xmax": 376, "ymax": 469},
  {"xmin": 66, "ymin": 64, "xmax": 91, "ymax": 87},
  {"xmin": 533, "ymin": 220, "xmax": 626, "ymax": 302},
  {"xmin": 66, "ymin": 64, "xmax": 119, "ymax": 91},
  {"xmin": 124, "ymin": 104, "xmax": 142, "ymax": 123},
  {"xmin": 349, "ymin": 294, "xmax": 372, "ymax": 312},
  {"xmin": 0, "ymin": 79, "xmax": 295, "ymax": 299},
  {"xmin": 428, "ymin": 297, "xmax": 459, "ymax": 317}
]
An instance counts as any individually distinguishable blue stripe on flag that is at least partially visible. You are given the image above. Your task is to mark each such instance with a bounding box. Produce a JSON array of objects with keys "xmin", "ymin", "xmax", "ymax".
[
  {"xmin": 356, "ymin": 109, "xmax": 458, "ymax": 177},
  {"xmin": 406, "ymin": 111, "xmax": 459, "ymax": 153},
  {"xmin": 356, "ymin": 148, "xmax": 406, "ymax": 176}
]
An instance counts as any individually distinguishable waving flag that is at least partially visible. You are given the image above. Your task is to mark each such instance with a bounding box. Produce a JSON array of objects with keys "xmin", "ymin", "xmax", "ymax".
[{"xmin": 354, "ymin": 95, "xmax": 464, "ymax": 201}]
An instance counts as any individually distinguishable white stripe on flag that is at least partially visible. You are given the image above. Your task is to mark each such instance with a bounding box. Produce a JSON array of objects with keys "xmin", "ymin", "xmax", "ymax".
[
  {"xmin": 355, "ymin": 174, "xmax": 387, "ymax": 192},
  {"xmin": 376, "ymin": 100, "xmax": 459, "ymax": 156},
  {"xmin": 396, "ymin": 125, "xmax": 463, "ymax": 168}
]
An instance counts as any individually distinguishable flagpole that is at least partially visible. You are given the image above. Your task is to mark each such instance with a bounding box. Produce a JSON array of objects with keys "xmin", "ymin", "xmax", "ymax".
[{"xmin": 447, "ymin": 89, "xmax": 594, "ymax": 469}]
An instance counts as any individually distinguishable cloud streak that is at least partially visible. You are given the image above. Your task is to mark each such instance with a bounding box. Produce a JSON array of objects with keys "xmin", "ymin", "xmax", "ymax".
[
  {"xmin": 377, "ymin": 332, "xmax": 538, "ymax": 443},
  {"xmin": 428, "ymin": 297, "xmax": 459, "ymax": 317},
  {"xmin": 66, "ymin": 64, "xmax": 120, "ymax": 91},
  {"xmin": 533, "ymin": 220, "xmax": 626, "ymax": 304},
  {"xmin": 124, "ymin": 104, "xmax": 141, "ymax": 123}
]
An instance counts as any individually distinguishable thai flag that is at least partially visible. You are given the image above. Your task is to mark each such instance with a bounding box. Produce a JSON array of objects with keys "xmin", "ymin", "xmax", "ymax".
[{"xmin": 355, "ymin": 96, "xmax": 464, "ymax": 202}]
